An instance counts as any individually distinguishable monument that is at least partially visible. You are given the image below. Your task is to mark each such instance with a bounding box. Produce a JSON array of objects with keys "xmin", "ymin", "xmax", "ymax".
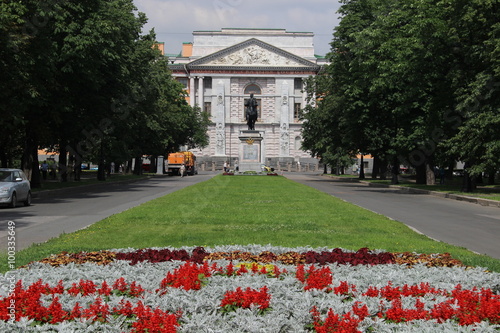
[
  {"xmin": 244, "ymin": 93, "xmax": 258, "ymax": 131},
  {"xmin": 238, "ymin": 131, "xmax": 262, "ymax": 172}
]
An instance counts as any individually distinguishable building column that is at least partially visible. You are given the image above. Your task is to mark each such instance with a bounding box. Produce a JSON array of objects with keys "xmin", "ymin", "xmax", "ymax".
[
  {"xmin": 302, "ymin": 78, "xmax": 307, "ymax": 105},
  {"xmin": 280, "ymin": 81, "xmax": 290, "ymax": 157},
  {"xmin": 189, "ymin": 77, "xmax": 196, "ymax": 107},
  {"xmin": 198, "ymin": 76, "xmax": 204, "ymax": 107},
  {"xmin": 215, "ymin": 80, "xmax": 226, "ymax": 156}
]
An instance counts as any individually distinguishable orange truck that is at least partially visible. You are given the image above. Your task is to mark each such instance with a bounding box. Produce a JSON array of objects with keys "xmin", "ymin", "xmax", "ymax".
[{"xmin": 167, "ymin": 152, "xmax": 197, "ymax": 176}]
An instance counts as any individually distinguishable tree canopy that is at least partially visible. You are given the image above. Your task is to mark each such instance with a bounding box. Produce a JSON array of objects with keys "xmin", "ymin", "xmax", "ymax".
[
  {"xmin": 0, "ymin": 0, "xmax": 208, "ymax": 184},
  {"xmin": 302, "ymin": 0, "xmax": 500, "ymax": 190}
]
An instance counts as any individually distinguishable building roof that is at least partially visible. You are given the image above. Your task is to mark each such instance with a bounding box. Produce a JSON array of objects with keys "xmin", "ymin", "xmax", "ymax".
[
  {"xmin": 193, "ymin": 28, "xmax": 313, "ymax": 34},
  {"xmin": 185, "ymin": 38, "xmax": 320, "ymax": 72}
]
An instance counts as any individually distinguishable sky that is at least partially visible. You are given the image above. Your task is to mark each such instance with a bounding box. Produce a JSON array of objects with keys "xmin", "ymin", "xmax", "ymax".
[{"xmin": 133, "ymin": 0, "xmax": 343, "ymax": 56}]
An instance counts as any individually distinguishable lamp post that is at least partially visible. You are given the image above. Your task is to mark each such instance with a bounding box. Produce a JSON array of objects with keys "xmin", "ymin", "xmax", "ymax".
[{"xmin": 229, "ymin": 124, "xmax": 232, "ymax": 165}]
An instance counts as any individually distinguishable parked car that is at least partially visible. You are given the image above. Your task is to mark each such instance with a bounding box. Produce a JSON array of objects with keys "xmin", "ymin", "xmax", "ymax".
[{"xmin": 0, "ymin": 168, "xmax": 31, "ymax": 208}]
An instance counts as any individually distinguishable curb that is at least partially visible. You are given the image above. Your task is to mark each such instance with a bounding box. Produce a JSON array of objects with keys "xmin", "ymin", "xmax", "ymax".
[
  {"xmin": 382, "ymin": 184, "xmax": 500, "ymax": 208},
  {"xmin": 325, "ymin": 175, "xmax": 500, "ymax": 209}
]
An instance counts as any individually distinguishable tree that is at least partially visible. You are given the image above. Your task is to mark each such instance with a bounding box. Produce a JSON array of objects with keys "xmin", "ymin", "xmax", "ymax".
[
  {"xmin": 0, "ymin": 1, "xmax": 30, "ymax": 168},
  {"xmin": 442, "ymin": 0, "xmax": 500, "ymax": 191},
  {"xmin": 0, "ymin": 0, "xmax": 208, "ymax": 184},
  {"xmin": 112, "ymin": 53, "xmax": 209, "ymax": 175},
  {"xmin": 303, "ymin": 0, "xmax": 477, "ymax": 186}
]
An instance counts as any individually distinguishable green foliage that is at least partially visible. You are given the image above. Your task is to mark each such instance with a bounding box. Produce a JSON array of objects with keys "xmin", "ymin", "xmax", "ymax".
[
  {"xmin": 0, "ymin": 0, "xmax": 208, "ymax": 178},
  {"xmin": 0, "ymin": 1, "xmax": 30, "ymax": 167},
  {"xmin": 303, "ymin": 0, "xmax": 500, "ymax": 188}
]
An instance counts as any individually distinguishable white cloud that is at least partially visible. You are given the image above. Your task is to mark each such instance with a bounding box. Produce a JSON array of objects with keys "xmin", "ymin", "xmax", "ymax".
[{"xmin": 134, "ymin": 0, "xmax": 341, "ymax": 55}]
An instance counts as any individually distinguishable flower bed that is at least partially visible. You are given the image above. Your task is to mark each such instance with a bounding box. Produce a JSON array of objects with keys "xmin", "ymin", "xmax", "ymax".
[{"xmin": 1, "ymin": 245, "xmax": 499, "ymax": 332}]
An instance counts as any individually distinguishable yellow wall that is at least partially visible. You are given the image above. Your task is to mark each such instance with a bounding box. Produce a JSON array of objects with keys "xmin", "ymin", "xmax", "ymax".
[
  {"xmin": 153, "ymin": 42, "xmax": 165, "ymax": 55},
  {"xmin": 182, "ymin": 43, "xmax": 192, "ymax": 57}
]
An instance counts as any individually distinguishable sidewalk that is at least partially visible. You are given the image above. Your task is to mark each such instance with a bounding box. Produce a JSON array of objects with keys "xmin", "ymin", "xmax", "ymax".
[
  {"xmin": 31, "ymin": 174, "xmax": 157, "ymax": 200},
  {"xmin": 327, "ymin": 175, "xmax": 500, "ymax": 209}
]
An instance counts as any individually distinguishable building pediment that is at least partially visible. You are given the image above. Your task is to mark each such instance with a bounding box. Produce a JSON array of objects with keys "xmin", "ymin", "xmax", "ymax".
[{"xmin": 187, "ymin": 38, "xmax": 320, "ymax": 71}]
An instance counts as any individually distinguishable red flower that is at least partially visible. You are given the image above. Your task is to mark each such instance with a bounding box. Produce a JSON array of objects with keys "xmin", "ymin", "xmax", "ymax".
[
  {"xmin": 299, "ymin": 265, "xmax": 333, "ymax": 291},
  {"xmin": 158, "ymin": 262, "xmax": 212, "ymax": 292},
  {"xmin": 220, "ymin": 286, "xmax": 271, "ymax": 312},
  {"xmin": 97, "ymin": 280, "xmax": 112, "ymax": 296},
  {"xmin": 311, "ymin": 306, "xmax": 362, "ymax": 333},
  {"xmin": 47, "ymin": 296, "xmax": 67, "ymax": 324}
]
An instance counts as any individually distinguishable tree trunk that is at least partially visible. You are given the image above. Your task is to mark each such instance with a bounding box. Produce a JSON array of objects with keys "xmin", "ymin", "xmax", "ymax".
[
  {"xmin": 415, "ymin": 164, "xmax": 425, "ymax": 184},
  {"xmin": 133, "ymin": 156, "xmax": 143, "ymax": 175},
  {"xmin": 126, "ymin": 159, "xmax": 133, "ymax": 174},
  {"xmin": 359, "ymin": 155, "xmax": 365, "ymax": 180},
  {"xmin": 21, "ymin": 140, "xmax": 33, "ymax": 181},
  {"xmin": 476, "ymin": 173, "xmax": 483, "ymax": 184},
  {"xmin": 425, "ymin": 161, "xmax": 435, "ymax": 185},
  {"xmin": 447, "ymin": 161, "xmax": 455, "ymax": 181},
  {"xmin": 97, "ymin": 141, "xmax": 106, "ymax": 181},
  {"xmin": 67, "ymin": 140, "xmax": 82, "ymax": 181},
  {"xmin": 97, "ymin": 163, "xmax": 106, "ymax": 181},
  {"xmin": 391, "ymin": 157, "xmax": 399, "ymax": 184},
  {"xmin": 488, "ymin": 168, "xmax": 496, "ymax": 185},
  {"xmin": 59, "ymin": 144, "xmax": 68, "ymax": 182},
  {"xmin": 379, "ymin": 160, "xmax": 388, "ymax": 180},
  {"xmin": 74, "ymin": 163, "xmax": 81, "ymax": 181},
  {"xmin": 150, "ymin": 156, "xmax": 157, "ymax": 174},
  {"xmin": 30, "ymin": 142, "xmax": 41, "ymax": 188},
  {"xmin": 69, "ymin": 154, "xmax": 80, "ymax": 181},
  {"xmin": 22, "ymin": 134, "xmax": 42, "ymax": 188},
  {"xmin": 462, "ymin": 162, "xmax": 475, "ymax": 192},
  {"xmin": 372, "ymin": 155, "xmax": 380, "ymax": 179}
]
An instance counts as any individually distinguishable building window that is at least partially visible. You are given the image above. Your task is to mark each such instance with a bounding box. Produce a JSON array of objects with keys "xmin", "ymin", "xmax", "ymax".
[
  {"xmin": 204, "ymin": 102, "xmax": 211, "ymax": 116},
  {"xmin": 177, "ymin": 78, "xmax": 188, "ymax": 89},
  {"xmin": 294, "ymin": 78, "xmax": 303, "ymax": 90},
  {"xmin": 294, "ymin": 103, "xmax": 302, "ymax": 120},
  {"xmin": 295, "ymin": 136, "xmax": 302, "ymax": 150},
  {"xmin": 243, "ymin": 98, "xmax": 261, "ymax": 120},
  {"xmin": 204, "ymin": 77, "xmax": 212, "ymax": 89},
  {"xmin": 244, "ymin": 84, "xmax": 261, "ymax": 95}
]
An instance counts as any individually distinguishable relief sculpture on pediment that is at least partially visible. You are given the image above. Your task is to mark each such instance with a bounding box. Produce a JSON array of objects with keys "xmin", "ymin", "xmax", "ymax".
[{"xmin": 208, "ymin": 45, "xmax": 298, "ymax": 66}]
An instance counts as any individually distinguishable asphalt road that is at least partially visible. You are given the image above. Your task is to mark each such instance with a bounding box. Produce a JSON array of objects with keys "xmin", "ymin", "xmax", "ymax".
[
  {"xmin": 0, "ymin": 173, "xmax": 216, "ymax": 251},
  {"xmin": 2, "ymin": 172, "xmax": 499, "ymax": 259},
  {"xmin": 285, "ymin": 173, "xmax": 500, "ymax": 260}
]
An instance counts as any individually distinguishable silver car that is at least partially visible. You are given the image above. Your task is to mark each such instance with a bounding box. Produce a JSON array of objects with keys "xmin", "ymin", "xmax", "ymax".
[{"xmin": 0, "ymin": 168, "xmax": 32, "ymax": 208}]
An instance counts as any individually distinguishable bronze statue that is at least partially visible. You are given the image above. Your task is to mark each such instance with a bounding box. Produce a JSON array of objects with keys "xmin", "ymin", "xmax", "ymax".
[{"xmin": 245, "ymin": 93, "xmax": 258, "ymax": 130}]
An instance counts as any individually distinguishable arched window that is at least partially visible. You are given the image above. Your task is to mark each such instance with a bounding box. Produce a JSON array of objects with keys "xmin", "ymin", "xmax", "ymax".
[
  {"xmin": 295, "ymin": 136, "xmax": 302, "ymax": 151},
  {"xmin": 243, "ymin": 84, "xmax": 262, "ymax": 120},
  {"xmin": 244, "ymin": 84, "xmax": 261, "ymax": 95}
]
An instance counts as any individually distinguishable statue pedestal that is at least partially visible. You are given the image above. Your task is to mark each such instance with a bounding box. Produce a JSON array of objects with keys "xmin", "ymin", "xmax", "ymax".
[{"xmin": 238, "ymin": 131, "xmax": 262, "ymax": 172}]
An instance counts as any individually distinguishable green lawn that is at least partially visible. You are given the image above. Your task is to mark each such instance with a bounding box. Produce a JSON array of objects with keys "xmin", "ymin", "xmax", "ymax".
[{"xmin": 2, "ymin": 175, "xmax": 500, "ymax": 272}]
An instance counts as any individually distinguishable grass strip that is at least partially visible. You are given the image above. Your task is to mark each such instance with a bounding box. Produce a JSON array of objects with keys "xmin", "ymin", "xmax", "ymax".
[{"xmin": 2, "ymin": 175, "xmax": 500, "ymax": 272}]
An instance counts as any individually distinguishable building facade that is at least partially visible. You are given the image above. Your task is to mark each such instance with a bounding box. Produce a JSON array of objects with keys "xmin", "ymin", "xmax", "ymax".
[{"xmin": 168, "ymin": 28, "xmax": 326, "ymax": 169}]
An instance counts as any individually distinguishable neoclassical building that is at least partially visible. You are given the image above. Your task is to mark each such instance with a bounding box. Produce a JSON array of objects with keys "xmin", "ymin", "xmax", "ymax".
[{"xmin": 167, "ymin": 28, "xmax": 326, "ymax": 169}]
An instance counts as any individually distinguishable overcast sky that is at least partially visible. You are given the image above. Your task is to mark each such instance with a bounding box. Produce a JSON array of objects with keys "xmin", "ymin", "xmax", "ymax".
[{"xmin": 134, "ymin": 0, "xmax": 343, "ymax": 56}]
